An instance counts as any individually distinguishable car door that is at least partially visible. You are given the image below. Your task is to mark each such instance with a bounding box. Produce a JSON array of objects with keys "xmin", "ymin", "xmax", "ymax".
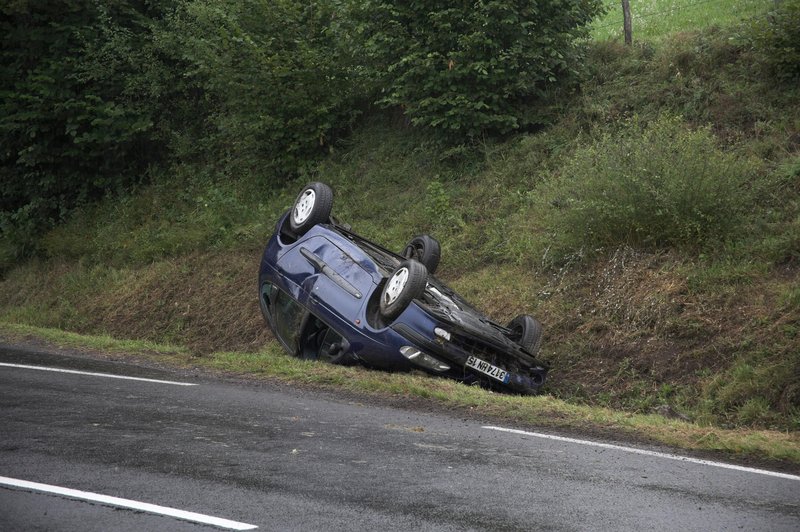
[{"xmin": 277, "ymin": 235, "xmax": 374, "ymax": 323}]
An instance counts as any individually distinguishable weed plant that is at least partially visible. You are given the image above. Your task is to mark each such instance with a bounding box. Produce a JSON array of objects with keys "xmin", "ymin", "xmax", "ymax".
[{"xmin": 747, "ymin": 0, "xmax": 800, "ymax": 82}]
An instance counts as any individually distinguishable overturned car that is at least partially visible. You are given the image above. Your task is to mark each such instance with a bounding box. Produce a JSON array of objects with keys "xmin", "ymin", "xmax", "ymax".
[{"xmin": 258, "ymin": 182, "xmax": 549, "ymax": 394}]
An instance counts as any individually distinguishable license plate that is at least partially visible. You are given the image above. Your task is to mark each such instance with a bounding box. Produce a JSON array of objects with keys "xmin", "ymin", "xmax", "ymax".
[{"xmin": 466, "ymin": 355, "xmax": 510, "ymax": 384}]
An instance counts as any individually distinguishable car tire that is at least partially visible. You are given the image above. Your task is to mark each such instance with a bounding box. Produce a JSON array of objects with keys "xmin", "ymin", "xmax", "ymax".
[
  {"xmin": 289, "ymin": 182, "xmax": 333, "ymax": 236},
  {"xmin": 379, "ymin": 260, "xmax": 428, "ymax": 320},
  {"xmin": 507, "ymin": 315, "xmax": 543, "ymax": 355},
  {"xmin": 402, "ymin": 235, "xmax": 441, "ymax": 275}
]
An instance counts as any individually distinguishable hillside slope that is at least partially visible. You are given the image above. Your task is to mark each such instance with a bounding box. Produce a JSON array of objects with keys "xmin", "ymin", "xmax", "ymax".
[{"xmin": 1, "ymin": 25, "xmax": 798, "ymax": 432}]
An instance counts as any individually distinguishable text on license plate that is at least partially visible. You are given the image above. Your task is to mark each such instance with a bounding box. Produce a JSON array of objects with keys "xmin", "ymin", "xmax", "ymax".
[{"xmin": 466, "ymin": 355, "xmax": 510, "ymax": 384}]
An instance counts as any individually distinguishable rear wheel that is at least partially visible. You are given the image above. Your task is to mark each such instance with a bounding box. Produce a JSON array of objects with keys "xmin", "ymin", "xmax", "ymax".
[
  {"xmin": 289, "ymin": 182, "xmax": 333, "ymax": 236},
  {"xmin": 401, "ymin": 235, "xmax": 441, "ymax": 274},
  {"xmin": 379, "ymin": 260, "xmax": 428, "ymax": 320},
  {"xmin": 299, "ymin": 315, "xmax": 353, "ymax": 364},
  {"xmin": 507, "ymin": 315, "xmax": 543, "ymax": 355}
]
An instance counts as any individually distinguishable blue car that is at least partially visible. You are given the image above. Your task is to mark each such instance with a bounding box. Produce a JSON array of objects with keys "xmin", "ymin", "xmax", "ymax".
[{"xmin": 258, "ymin": 182, "xmax": 549, "ymax": 394}]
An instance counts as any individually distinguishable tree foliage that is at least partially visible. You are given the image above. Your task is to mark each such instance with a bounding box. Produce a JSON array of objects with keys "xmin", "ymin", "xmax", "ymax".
[
  {"xmin": 1, "ymin": 1, "xmax": 180, "ymax": 258},
  {"xmin": 157, "ymin": 0, "xmax": 361, "ymax": 176},
  {"xmin": 1, "ymin": 0, "xmax": 359, "ymax": 262},
  {"xmin": 1, "ymin": 0, "xmax": 604, "ymax": 264},
  {"xmin": 748, "ymin": 0, "xmax": 800, "ymax": 82},
  {"xmin": 348, "ymin": 0, "xmax": 604, "ymax": 139}
]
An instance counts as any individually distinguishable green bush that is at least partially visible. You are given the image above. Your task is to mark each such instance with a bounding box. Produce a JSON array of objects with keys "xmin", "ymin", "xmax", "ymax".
[
  {"xmin": 0, "ymin": 0, "xmax": 362, "ymax": 267},
  {"xmin": 349, "ymin": 0, "xmax": 605, "ymax": 140},
  {"xmin": 0, "ymin": 1, "xmax": 172, "ymax": 263},
  {"xmin": 158, "ymin": 0, "xmax": 362, "ymax": 178},
  {"xmin": 749, "ymin": 0, "xmax": 800, "ymax": 82},
  {"xmin": 534, "ymin": 116, "xmax": 761, "ymax": 260}
]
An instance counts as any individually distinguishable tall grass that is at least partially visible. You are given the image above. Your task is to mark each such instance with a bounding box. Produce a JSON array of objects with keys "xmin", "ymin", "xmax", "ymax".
[{"xmin": 37, "ymin": 172, "xmax": 280, "ymax": 266}]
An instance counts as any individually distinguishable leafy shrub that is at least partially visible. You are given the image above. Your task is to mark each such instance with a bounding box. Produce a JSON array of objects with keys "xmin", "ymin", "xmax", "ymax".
[
  {"xmin": 0, "ymin": 1, "xmax": 172, "ymax": 264},
  {"xmin": 0, "ymin": 0, "xmax": 361, "ymax": 267},
  {"xmin": 535, "ymin": 116, "xmax": 761, "ymax": 260},
  {"xmin": 748, "ymin": 0, "xmax": 800, "ymax": 82},
  {"xmin": 349, "ymin": 0, "xmax": 605, "ymax": 140},
  {"xmin": 158, "ymin": 0, "xmax": 362, "ymax": 178}
]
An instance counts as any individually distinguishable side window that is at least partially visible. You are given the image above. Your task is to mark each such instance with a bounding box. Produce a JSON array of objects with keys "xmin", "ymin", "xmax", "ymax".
[
  {"xmin": 271, "ymin": 286, "xmax": 307, "ymax": 350},
  {"xmin": 261, "ymin": 282, "xmax": 275, "ymax": 308}
]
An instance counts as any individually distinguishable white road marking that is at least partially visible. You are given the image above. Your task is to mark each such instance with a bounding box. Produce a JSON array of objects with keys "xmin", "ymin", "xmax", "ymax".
[
  {"xmin": 0, "ymin": 362, "xmax": 197, "ymax": 386},
  {"xmin": 483, "ymin": 425, "xmax": 800, "ymax": 482},
  {"xmin": 0, "ymin": 476, "xmax": 257, "ymax": 530}
]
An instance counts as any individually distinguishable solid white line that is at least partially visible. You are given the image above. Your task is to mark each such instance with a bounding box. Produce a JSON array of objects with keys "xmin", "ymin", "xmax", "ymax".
[
  {"xmin": 483, "ymin": 425, "xmax": 800, "ymax": 482},
  {"xmin": 0, "ymin": 362, "xmax": 197, "ymax": 386},
  {"xmin": 0, "ymin": 476, "xmax": 257, "ymax": 530}
]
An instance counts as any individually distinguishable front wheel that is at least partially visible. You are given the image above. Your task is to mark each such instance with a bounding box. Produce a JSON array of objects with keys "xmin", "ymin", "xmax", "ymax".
[
  {"xmin": 379, "ymin": 260, "xmax": 428, "ymax": 320},
  {"xmin": 289, "ymin": 182, "xmax": 333, "ymax": 236}
]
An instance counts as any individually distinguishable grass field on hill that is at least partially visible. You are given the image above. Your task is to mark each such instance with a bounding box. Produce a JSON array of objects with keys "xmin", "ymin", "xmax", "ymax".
[{"xmin": 591, "ymin": 0, "xmax": 771, "ymax": 41}]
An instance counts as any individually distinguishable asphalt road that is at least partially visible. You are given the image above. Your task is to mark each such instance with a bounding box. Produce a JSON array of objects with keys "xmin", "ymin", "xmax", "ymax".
[{"xmin": 1, "ymin": 345, "xmax": 799, "ymax": 531}]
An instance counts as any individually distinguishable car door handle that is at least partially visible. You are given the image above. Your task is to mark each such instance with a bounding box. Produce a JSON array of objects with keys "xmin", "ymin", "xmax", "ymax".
[{"xmin": 300, "ymin": 247, "xmax": 363, "ymax": 299}]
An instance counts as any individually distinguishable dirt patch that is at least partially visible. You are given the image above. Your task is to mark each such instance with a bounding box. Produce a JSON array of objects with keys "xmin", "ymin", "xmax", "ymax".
[
  {"xmin": 533, "ymin": 247, "xmax": 800, "ymax": 422},
  {"xmin": 83, "ymin": 251, "xmax": 272, "ymax": 354}
]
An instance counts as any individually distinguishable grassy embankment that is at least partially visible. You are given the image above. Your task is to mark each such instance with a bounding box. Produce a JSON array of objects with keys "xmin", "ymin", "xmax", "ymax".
[{"xmin": 1, "ymin": 3, "xmax": 798, "ymax": 463}]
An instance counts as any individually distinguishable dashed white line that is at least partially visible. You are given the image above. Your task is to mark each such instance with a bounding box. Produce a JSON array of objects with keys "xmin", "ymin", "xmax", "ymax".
[
  {"xmin": 0, "ymin": 362, "xmax": 197, "ymax": 386},
  {"xmin": 0, "ymin": 476, "xmax": 257, "ymax": 530},
  {"xmin": 483, "ymin": 425, "xmax": 800, "ymax": 482}
]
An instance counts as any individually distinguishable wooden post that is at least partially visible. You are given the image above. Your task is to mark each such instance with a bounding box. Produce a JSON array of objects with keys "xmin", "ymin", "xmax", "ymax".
[{"xmin": 622, "ymin": 0, "xmax": 632, "ymax": 45}]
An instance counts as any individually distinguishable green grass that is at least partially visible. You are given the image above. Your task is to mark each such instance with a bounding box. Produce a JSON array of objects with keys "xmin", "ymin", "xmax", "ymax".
[
  {"xmin": 0, "ymin": 322, "xmax": 188, "ymax": 357},
  {"xmin": 2, "ymin": 322, "xmax": 798, "ymax": 465},
  {"xmin": 38, "ymin": 174, "xmax": 277, "ymax": 267},
  {"xmin": 591, "ymin": 0, "xmax": 771, "ymax": 42}
]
